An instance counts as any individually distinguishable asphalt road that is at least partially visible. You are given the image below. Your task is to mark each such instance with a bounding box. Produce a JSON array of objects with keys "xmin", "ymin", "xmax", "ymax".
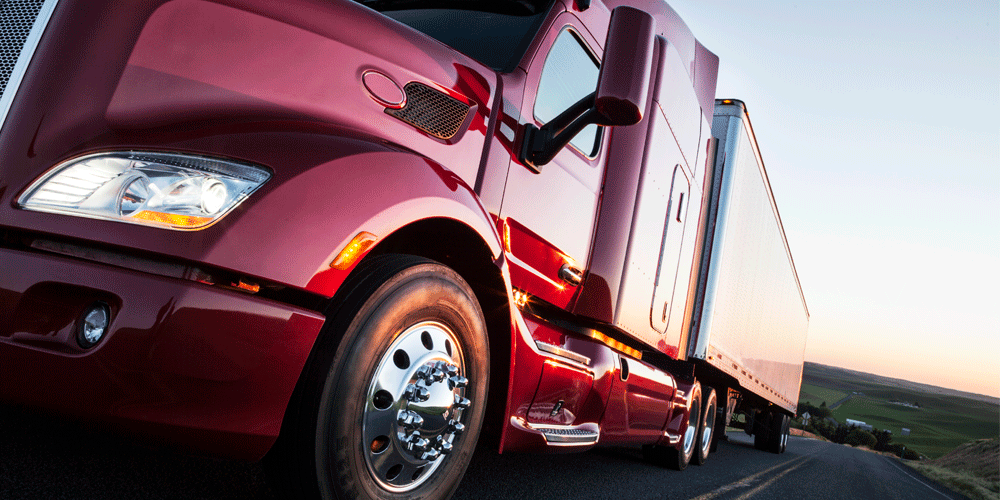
[{"xmin": 0, "ymin": 406, "xmax": 966, "ymax": 500}]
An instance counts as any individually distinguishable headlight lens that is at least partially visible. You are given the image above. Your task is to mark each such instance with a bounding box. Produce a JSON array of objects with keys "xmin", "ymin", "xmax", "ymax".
[{"xmin": 18, "ymin": 152, "xmax": 271, "ymax": 230}]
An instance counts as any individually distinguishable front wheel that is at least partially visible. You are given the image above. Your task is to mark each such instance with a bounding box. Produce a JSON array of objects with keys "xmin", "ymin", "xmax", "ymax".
[{"xmin": 269, "ymin": 255, "xmax": 489, "ymax": 500}]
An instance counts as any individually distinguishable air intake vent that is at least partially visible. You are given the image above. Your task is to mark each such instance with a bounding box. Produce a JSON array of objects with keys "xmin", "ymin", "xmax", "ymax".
[
  {"xmin": 385, "ymin": 82, "xmax": 471, "ymax": 140},
  {"xmin": 1, "ymin": 0, "xmax": 57, "ymax": 129}
]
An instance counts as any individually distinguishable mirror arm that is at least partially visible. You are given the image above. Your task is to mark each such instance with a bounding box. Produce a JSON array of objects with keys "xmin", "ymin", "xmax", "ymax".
[{"xmin": 520, "ymin": 92, "xmax": 601, "ymax": 172}]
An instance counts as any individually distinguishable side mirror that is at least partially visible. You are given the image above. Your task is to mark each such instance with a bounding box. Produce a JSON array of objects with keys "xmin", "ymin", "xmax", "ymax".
[
  {"xmin": 519, "ymin": 6, "xmax": 655, "ymax": 170},
  {"xmin": 594, "ymin": 6, "xmax": 655, "ymax": 126}
]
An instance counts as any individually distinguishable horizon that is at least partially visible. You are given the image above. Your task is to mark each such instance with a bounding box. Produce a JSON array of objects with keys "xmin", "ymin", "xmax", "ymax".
[
  {"xmin": 668, "ymin": 0, "xmax": 1000, "ymax": 399},
  {"xmin": 802, "ymin": 360, "xmax": 1000, "ymax": 402}
]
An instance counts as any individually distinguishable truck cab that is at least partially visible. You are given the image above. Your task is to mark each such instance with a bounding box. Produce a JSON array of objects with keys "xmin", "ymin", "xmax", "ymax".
[{"xmin": 0, "ymin": 1, "xmax": 805, "ymax": 499}]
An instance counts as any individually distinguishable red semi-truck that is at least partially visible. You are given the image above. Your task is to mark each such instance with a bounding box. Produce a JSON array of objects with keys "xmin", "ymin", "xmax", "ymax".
[{"xmin": 0, "ymin": 0, "xmax": 808, "ymax": 499}]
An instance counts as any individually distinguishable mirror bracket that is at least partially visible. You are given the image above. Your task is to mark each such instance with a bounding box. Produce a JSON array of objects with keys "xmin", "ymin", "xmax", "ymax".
[{"xmin": 520, "ymin": 92, "xmax": 605, "ymax": 171}]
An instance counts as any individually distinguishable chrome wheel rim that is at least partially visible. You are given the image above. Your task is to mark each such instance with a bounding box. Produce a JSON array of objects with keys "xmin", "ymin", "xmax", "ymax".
[
  {"xmin": 683, "ymin": 403, "xmax": 699, "ymax": 456},
  {"xmin": 362, "ymin": 321, "xmax": 468, "ymax": 492},
  {"xmin": 701, "ymin": 404, "xmax": 715, "ymax": 454}
]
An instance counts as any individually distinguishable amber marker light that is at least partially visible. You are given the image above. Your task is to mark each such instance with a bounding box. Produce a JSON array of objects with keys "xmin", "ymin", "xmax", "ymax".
[
  {"xmin": 588, "ymin": 330, "xmax": 642, "ymax": 360},
  {"xmin": 502, "ymin": 220, "xmax": 511, "ymax": 253},
  {"xmin": 513, "ymin": 289, "xmax": 530, "ymax": 308},
  {"xmin": 131, "ymin": 210, "xmax": 213, "ymax": 228},
  {"xmin": 331, "ymin": 232, "xmax": 377, "ymax": 270},
  {"xmin": 232, "ymin": 280, "xmax": 260, "ymax": 293}
]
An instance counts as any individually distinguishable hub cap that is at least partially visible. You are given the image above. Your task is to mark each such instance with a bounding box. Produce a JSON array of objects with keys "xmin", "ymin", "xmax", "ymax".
[{"xmin": 363, "ymin": 321, "xmax": 468, "ymax": 491}]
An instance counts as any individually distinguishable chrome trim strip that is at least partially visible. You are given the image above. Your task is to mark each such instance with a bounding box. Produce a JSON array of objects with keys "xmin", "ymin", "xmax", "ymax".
[
  {"xmin": 0, "ymin": 0, "xmax": 60, "ymax": 134},
  {"xmin": 534, "ymin": 340, "xmax": 591, "ymax": 366}
]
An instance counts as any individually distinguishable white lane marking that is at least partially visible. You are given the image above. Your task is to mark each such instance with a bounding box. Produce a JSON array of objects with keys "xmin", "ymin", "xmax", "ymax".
[
  {"xmin": 884, "ymin": 457, "xmax": 954, "ymax": 500},
  {"xmin": 732, "ymin": 459, "xmax": 808, "ymax": 500},
  {"xmin": 690, "ymin": 455, "xmax": 810, "ymax": 500}
]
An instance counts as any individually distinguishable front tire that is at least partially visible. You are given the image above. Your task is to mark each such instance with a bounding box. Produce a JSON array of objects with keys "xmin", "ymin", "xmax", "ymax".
[{"xmin": 270, "ymin": 255, "xmax": 489, "ymax": 500}]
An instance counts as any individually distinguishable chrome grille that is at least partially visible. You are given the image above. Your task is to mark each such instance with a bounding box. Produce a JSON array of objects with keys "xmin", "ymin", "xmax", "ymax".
[
  {"xmin": 1, "ymin": 0, "xmax": 46, "ymax": 96},
  {"xmin": 1, "ymin": 0, "xmax": 57, "ymax": 131}
]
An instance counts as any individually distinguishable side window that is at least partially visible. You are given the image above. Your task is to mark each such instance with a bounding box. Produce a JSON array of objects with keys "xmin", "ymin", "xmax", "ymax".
[{"xmin": 534, "ymin": 28, "xmax": 602, "ymax": 157}]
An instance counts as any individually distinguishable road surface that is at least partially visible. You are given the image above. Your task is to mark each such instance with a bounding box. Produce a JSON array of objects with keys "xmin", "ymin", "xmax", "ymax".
[{"xmin": 0, "ymin": 406, "xmax": 965, "ymax": 499}]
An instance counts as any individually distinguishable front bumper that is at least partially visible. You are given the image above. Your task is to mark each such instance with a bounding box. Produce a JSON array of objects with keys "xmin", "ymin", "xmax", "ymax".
[{"xmin": 0, "ymin": 246, "xmax": 325, "ymax": 460}]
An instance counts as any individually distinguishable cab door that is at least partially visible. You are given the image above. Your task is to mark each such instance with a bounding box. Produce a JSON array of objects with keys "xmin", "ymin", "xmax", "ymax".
[
  {"xmin": 500, "ymin": 14, "xmax": 608, "ymax": 310},
  {"xmin": 651, "ymin": 165, "xmax": 691, "ymax": 334}
]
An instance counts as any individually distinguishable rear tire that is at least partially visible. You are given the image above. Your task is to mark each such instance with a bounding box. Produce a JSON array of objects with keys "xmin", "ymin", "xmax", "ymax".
[
  {"xmin": 692, "ymin": 386, "xmax": 716, "ymax": 465},
  {"xmin": 753, "ymin": 411, "xmax": 771, "ymax": 451},
  {"xmin": 645, "ymin": 382, "xmax": 701, "ymax": 471},
  {"xmin": 768, "ymin": 413, "xmax": 790, "ymax": 454},
  {"xmin": 267, "ymin": 255, "xmax": 489, "ymax": 500}
]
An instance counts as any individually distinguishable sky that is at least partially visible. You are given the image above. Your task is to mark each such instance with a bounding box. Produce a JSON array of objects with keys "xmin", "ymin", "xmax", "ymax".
[{"xmin": 666, "ymin": 0, "xmax": 1000, "ymax": 398}]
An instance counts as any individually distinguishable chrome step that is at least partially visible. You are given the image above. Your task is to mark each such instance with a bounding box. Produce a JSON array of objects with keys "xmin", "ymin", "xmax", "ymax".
[{"xmin": 539, "ymin": 427, "xmax": 599, "ymax": 445}]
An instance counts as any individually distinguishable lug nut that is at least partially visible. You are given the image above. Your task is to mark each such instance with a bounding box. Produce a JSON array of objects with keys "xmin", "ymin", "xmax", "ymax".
[
  {"xmin": 447, "ymin": 420, "xmax": 466, "ymax": 435},
  {"xmin": 415, "ymin": 365, "xmax": 433, "ymax": 381},
  {"xmin": 453, "ymin": 395, "xmax": 471, "ymax": 409},
  {"xmin": 435, "ymin": 435, "xmax": 454, "ymax": 455},
  {"xmin": 397, "ymin": 410, "xmax": 424, "ymax": 431},
  {"xmin": 401, "ymin": 433, "xmax": 430, "ymax": 453},
  {"xmin": 420, "ymin": 448, "xmax": 441, "ymax": 461},
  {"xmin": 448, "ymin": 375, "xmax": 468, "ymax": 389},
  {"xmin": 430, "ymin": 361, "xmax": 449, "ymax": 382},
  {"xmin": 404, "ymin": 384, "xmax": 431, "ymax": 402},
  {"xmin": 445, "ymin": 363, "xmax": 460, "ymax": 377}
]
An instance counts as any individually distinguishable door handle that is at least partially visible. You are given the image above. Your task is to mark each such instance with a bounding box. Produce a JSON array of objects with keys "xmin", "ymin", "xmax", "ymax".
[{"xmin": 559, "ymin": 263, "xmax": 584, "ymax": 287}]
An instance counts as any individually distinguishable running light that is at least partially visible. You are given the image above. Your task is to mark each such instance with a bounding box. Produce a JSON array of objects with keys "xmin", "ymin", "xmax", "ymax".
[{"xmin": 18, "ymin": 152, "xmax": 271, "ymax": 230}]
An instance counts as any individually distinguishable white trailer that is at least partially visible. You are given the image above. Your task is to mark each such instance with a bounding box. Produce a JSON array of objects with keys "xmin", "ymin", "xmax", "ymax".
[{"xmin": 690, "ymin": 99, "xmax": 810, "ymax": 453}]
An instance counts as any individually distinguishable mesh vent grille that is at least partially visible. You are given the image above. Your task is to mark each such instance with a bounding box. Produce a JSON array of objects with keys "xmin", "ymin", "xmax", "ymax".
[
  {"xmin": 385, "ymin": 82, "xmax": 470, "ymax": 140},
  {"xmin": 1, "ymin": 0, "xmax": 46, "ymax": 96}
]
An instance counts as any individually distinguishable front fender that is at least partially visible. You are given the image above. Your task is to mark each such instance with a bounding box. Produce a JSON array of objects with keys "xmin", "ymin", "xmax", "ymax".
[{"xmin": 204, "ymin": 140, "xmax": 503, "ymax": 298}]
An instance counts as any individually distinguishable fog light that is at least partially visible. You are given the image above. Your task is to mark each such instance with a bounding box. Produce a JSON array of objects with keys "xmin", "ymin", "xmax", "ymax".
[{"xmin": 77, "ymin": 303, "xmax": 110, "ymax": 348}]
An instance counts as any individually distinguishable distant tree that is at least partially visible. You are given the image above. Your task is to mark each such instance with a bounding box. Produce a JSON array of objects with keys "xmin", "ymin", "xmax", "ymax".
[
  {"xmin": 872, "ymin": 428, "xmax": 893, "ymax": 451},
  {"xmin": 833, "ymin": 424, "xmax": 850, "ymax": 444},
  {"xmin": 846, "ymin": 429, "xmax": 877, "ymax": 448},
  {"xmin": 798, "ymin": 402, "xmax": 831, "ymax": 421}
]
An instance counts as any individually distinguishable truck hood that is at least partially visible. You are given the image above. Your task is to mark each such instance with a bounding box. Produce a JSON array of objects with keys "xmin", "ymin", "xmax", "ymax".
[{"xmin": 106, "ymin": 0, "xmax": 497, "ymax": 185}]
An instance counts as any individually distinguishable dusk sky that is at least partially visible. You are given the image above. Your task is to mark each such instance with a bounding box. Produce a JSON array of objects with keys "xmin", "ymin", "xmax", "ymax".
[{"xmin": 667, "ymin": 0, "xmax": 999, "ymax": 397}]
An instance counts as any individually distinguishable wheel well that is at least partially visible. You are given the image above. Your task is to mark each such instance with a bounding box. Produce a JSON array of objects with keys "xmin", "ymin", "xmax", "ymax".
[{"xmin": 363, "ymin": 218, "xmax": 512, "ymax": 449}]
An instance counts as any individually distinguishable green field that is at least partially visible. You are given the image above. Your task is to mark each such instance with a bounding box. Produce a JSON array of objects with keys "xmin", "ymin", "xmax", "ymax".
[
  {"xmin": 798, "ymin": 362, "xmax": 999, "ymax": 458},
  {"xmin": 798, "ymin": 382, "xmax": 848, "ymax": 407}
]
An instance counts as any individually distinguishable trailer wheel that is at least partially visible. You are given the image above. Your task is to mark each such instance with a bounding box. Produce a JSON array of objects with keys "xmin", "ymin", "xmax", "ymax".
[
  {"xmin": 752, "ymin": 411, "xmax": 771, "ymax": 451},
  {"xmin": 768, "ymin": 413, "xmax": 790, "ymax": 454},
  {"xmin": 693, "ymin": 386, "xmax": 717, "ymax": 465},
  {"xmin": 267, "ymin": 255, "xmax": 489, "ymax": 500},
  {"xmin": 644, "ymin": 382, "xmax": 701, "ymax": 471}
]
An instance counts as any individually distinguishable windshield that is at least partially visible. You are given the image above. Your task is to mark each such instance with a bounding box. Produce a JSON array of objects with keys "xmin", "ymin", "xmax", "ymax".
[{"xmin": 356, "ymin": 1, "xmax": 555, "ymax": 72}]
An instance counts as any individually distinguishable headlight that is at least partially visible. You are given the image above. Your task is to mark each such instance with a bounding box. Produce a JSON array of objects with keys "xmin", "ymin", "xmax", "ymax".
[{"xmin": 18, "ymin": 152, "xmax": 271, "ymax": 230}]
